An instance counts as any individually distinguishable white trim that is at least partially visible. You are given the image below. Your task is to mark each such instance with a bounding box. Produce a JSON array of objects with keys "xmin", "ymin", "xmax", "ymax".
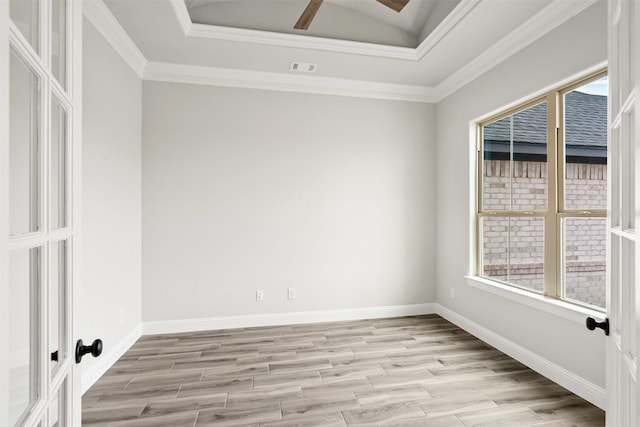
[
  {"xmin": 189, "ymin": 23, "xmax": 417, "ymax": 61},
  {"xmin": 80, "ymin": 324, "xmax": 142, "ymax": 395},
  {"xmin": 465, "ymin": 276, "xmax": 606, "ymax": 325},
  {"xmin": 0, "ymin": 1, "xmax": 9, "ymax": 424},
  {"xmin": 82, "ymin": 0, "xmax": 146, "ymax": 78},
  {"xmin": 434, "ymin": 0, "xmax": 599, "ymax": 99},
  {"xmin": 142, "ymin": 303, "xmax": 436, "ymax": 335},
  {"xmin": 170, "ymin": 0, "xmax": 479, "ymax": 61},
  {"xmin": 145, "ymin": 0, "xmax": 599, "ymax": 102},
  {"xmin": 143, "ymin": 61, "xmax": 436, "ymax": 103},
  {"xmin": 82, "ymin": 0, "xmax": 598, "ymax": 103},
  {"xmin": 436, "ymin": 303, "xmax": 606, "ymax": 410},
  {"xmin": 414, "ymin": 0, "xmax": 481, "ymax": 60},
  {"xmin": 71, "ymin": 0, "xmax": 84, "ymax": 423},
  {"xmin": 168, "ymin": 0, "xmax": 192, "ymax": 36}
]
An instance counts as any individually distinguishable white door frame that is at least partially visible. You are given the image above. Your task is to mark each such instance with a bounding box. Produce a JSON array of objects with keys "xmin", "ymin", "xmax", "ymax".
[{"xmin": 70, "ymin": 0, "xmax": 83, "ymax": 424}]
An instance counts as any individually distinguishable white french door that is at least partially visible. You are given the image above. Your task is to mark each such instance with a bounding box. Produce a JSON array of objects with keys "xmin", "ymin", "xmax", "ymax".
[
  {"xmin": 1, "ymin": 0, "xmax": 82, "ymax": 426},
  {"xmin": 606, "ymin": 0, "xmax": 639, "ymax": 425}
]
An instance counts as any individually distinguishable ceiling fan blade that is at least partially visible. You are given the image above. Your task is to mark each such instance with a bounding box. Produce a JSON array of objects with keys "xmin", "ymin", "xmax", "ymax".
[
  {"xmin": 294, "ymin": 0, "xmax": 324, "ymax": 30},
  {"xmin": 376, "ymin": 0, "xmax": 409, "ymax": 13}
]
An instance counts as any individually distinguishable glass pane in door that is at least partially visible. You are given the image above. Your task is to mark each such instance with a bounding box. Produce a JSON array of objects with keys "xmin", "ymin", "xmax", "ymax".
[
  {"xmin": 49, "ymin": 241, "xmax": 67, "ymax": 377},
  {"xmin": 10, "ymin": 48, "xmax": 40, "ymax": 236},
  {"xmin": 10, "ymin": 0, "xmax": 39, "ymax": 53},
  {"xmin": 9, "ymin": 247, "xmax": 41, "ymax": 427},
  {"xmin": 50, "ymin": 98, "xmax": 67, "ymax": 229},
  {"xmin": 51, "ymin": 0, "xmax": 66, "ymax": 89},
  {"xmin": 626, "ymin": 107, "xmax": 635, "ymax": 230},
  {"xmin": 49, "ymin": 379, "xmax": 67, "ymax": 427}
]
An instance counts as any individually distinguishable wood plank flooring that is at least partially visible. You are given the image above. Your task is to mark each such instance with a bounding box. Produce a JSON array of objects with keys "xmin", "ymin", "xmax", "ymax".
[{"xmin": 82, "ymin": 315, "xmax": 605, "ymax": 426}]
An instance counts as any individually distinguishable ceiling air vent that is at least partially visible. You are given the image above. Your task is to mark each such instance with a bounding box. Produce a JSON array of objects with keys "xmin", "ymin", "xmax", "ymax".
[{"xmin": 290, "ymin": 62, "xmax": 317, "ymax": 73}]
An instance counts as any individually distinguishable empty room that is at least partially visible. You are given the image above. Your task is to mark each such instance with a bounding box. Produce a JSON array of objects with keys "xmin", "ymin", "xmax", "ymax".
[{"xmin": 1, "ymin": 0, "xmax": 638, "ymax": 426}]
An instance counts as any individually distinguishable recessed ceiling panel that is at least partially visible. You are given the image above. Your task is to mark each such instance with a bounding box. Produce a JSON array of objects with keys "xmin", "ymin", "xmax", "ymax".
[{"xmin": 186, "ymin": 0, "xmax": 453, "ymax": 48}]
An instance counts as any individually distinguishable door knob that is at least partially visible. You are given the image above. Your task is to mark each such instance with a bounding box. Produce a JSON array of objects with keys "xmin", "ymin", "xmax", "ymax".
[
  {"xmin": 586, "ymin": 317, "xmax": 609, "ymax": 336},
  {"xmin": 75, "ymin": 339, "xmax": 103, "ymax": 363}
]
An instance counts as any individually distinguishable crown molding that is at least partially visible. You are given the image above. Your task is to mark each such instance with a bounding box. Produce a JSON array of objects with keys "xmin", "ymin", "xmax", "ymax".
[
  {"xmin": 143, "ymin": 61, "xmax": 437, "ymax": 103},
  {"xmin": 83, "ymin": 0, "xmax": 147, "ymax": 78},
  {"xmin": 414, "ymin": 0, "xmax": 481, "ymax": 59},
  {"xmin": 433, "ymin": 0, "xmax": 600, "ymax": 100},
  {"xmin": 169, "ymin": 0, "xmax": 193, "ymax": 35},
  {"xmin": 86, "ymin": 0, "xmax": 599, "ymax": 104},
  {"xmin": 189, "ymin": 23, "xmax": 418, "ymax": 60},
  {"xmin": 170, "ymin": 0, "xmax": 416, "ymax": 60},
  {"xmin": 169, "ymin": 0, "xmax": 479, "ymax": 61}
]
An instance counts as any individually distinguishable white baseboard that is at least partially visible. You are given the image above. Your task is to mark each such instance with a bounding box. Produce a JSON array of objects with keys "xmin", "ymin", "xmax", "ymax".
[
  {"xmin": 142, "ymin": 303, "xmax": 437, "ymax": 335},
  {"xmin": 435, "ymin": 303, "xmax": 606, "ymax": 410},
  {"xmin": 81, "ymin": 324, "xmax": 142, "ymax": 395}
]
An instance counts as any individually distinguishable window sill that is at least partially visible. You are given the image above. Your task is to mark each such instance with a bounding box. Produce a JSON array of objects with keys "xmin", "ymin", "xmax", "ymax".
[{"xmin": 464, "ymin": 276, "xmax": 606, "ymax": 326}]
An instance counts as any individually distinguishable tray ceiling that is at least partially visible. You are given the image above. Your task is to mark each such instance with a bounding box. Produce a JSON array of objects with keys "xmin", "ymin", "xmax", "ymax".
[
  {"xmin": 186, "ymin": 0, "xmax": 458, "ymax": 48},
  {"xmin": 102, "ymin": 0, "xmax": 596, "ymax": 93}
]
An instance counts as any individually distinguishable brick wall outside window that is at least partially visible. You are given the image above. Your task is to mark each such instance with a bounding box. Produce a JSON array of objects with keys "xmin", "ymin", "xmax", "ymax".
[{"xmin": 482, "ymin": 159, "xmax": 606, "ymax": 308}]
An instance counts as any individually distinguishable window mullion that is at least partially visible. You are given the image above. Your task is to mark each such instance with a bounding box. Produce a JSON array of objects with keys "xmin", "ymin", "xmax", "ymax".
[
  {"xmin": 476, "ymin": 125, "xmax": 482, "ymax": 276},
  {"xmin": 544, "ymin": 92, "xmax": 560, "ymax": 298},
  {"xmin": 555, "ymin": 91, "xmax": 566, "ymax": 301}
]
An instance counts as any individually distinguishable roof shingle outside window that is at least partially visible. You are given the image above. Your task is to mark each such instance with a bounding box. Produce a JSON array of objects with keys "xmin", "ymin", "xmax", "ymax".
[{"xmin": 483, "ymin": 92, "xmax": 607, "ymax": 164}]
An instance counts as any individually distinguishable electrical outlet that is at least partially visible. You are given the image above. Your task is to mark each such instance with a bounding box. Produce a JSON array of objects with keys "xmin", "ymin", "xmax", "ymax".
[
  {"xmin": 450, "ymin": 288, "xmax": 456, "ymax": 299},
  {"xmin": 256, "ymin": 290, "xmax": 264, "ymax": 301},
  {"xmin": 288, "ymin": 288, "xmax": 296, "ymax": 300}
]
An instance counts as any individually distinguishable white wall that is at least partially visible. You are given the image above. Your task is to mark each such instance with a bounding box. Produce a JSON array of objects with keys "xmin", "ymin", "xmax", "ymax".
[
  {"xmin": 435, "ymin": 0, "xmax": 607, "ymax": 389},
  {"xmin": 142, "ymin": 83, "xmax": 435, "ymax": 323},
  {"xmin": 80, "ymin": 18, "xmax": 142, "ymax": 388}
]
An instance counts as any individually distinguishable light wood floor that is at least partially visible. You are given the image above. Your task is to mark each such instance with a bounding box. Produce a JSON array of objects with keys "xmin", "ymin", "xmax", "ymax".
[{"xmin": 82, "ymin": 315, "xmax": 605, "ymax": 426}]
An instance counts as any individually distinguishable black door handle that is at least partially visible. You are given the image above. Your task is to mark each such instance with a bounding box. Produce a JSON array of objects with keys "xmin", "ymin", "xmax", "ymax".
[
  {"xmin": 75, "ymin": 339, "xmax": 103, "ymax": 363},
  {"xmin": 586, "ymin": 317, "xmax": 609, "ymax": 336},
  {"xmin": 51, "ymin": 350, "xmax": 58, "ymax": 362}
]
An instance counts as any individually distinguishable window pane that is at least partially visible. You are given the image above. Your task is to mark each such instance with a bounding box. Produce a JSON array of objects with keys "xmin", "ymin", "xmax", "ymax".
[
  {"xmin": 49, "ymin": 241, "xmax": 67, "ymax": 377},
  {"xmin": 564, "ymin": 77, "xmax": 608, "ymax": 210},
  {"xmin": 49, "ymin": 379, "xmax": 67, "ymax": 427},
  {"xmin": 483, "ymin": 101, "xmax": 547, "ymax": 211},
  {"xmin": 52, "ymin": 0, "xmax": 66, "ymax": 89},
  {"xmin": 10, "ymin": 0, "xmax": 39, "ymax": 53},
  {"xmin": 481, "ymin": 216, "xmax": 509, "ymax": 283},
  {"xmin": 610, "ymin": 125, "xmax": 621, "ymax": 228},
  {"xmin": 51, "ymin": 98, "xmax": 67, "ymax": 229},
  {"xmin": 10, "ymin": 49, "xmax": 40, "ymax": 236},
  {"xmin": 562, "ymin": 218, "xmax": 606, "ymax": 309},
  {"xmin": 481, "ymin": 216, "xmax": 544, "ymax": 292},
  {"xmin": 9, "ymin": 247, "xmax": 41, "ymax": 427}
]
